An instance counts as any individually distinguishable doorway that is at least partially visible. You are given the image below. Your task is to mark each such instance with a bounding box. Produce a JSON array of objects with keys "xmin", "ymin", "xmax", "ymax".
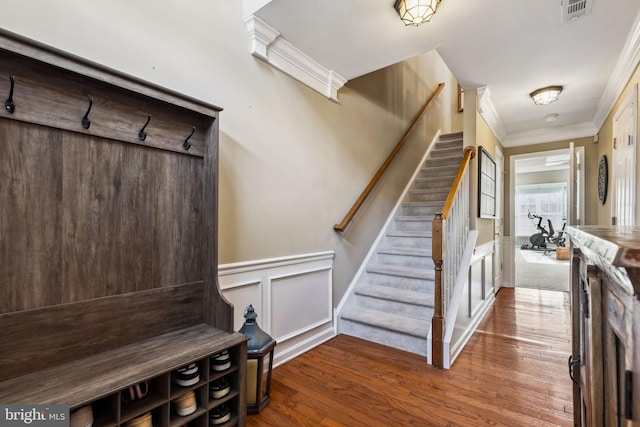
[{"xmin": 509, "ymin": 147, "xmax": 584, "ymax": 292}]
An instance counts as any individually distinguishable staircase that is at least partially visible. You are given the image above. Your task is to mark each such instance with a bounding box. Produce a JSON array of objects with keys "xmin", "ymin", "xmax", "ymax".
[{"xmin": 339, "ymin": 132, "xmax": 463, "ymax": 356}]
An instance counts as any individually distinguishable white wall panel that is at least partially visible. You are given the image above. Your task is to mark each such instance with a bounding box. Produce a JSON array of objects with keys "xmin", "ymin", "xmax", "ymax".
[{"xmin": 219, "ymin": 251, "xmax": 335, "ymax": 367}]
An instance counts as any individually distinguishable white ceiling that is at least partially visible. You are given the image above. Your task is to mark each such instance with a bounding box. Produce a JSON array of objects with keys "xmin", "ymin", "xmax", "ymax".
[{"xmin": 246, "ymin": 0, "xmax": 640, "ymax": 147}]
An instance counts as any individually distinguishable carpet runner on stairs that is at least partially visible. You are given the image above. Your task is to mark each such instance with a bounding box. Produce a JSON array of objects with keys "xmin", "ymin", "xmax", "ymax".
[{"xmin": 339, "ymin": 132, "xmax": 463, "ymax": 356}]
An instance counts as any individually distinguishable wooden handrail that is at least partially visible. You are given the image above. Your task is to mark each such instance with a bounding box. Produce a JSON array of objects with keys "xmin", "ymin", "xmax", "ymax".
[
  {"xmin": 441, "ymin": 146, "xmax": 475, "ymax": 220},
  {"xmin": 333, "ymin": 82, "xmax": 445, "ymax": 232}
]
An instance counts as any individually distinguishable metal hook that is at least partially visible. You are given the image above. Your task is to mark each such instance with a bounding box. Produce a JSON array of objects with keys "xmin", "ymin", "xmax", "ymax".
[
  {"xmin": 81, "ymin": 97, "xmax": 93, "ymax": 129},
  {"xmin": 5, "ymin": 75, "xmax": 15, "ymax": 114},
  {"xmin": 183, "ymin": 127, "xmax": 195, "ymax": 151},
  {"xmin": 138, "ymin": 114, "xmax": 151, "ymax": 141}
]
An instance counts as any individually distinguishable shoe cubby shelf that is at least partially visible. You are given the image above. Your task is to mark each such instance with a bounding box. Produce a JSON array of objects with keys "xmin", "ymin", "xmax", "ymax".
[{"xmin": 0, "ymin": 325, "xmax": 247, "ymax": 427}]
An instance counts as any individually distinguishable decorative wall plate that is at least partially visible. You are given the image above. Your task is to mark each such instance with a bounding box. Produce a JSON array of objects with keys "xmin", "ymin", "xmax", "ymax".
[{"xmin": 598, "ymin": 155, "xmax": 608, "ymax": 205}]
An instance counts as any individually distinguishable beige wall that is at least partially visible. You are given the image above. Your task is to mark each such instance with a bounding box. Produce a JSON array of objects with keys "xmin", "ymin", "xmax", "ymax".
[
  {"xmin": 472, "ymin": 107, "xmax": 503, "ymax": 245},
  {"xmin": 0, "ymin": 0, "xmax": 462, "ymax": 304}
]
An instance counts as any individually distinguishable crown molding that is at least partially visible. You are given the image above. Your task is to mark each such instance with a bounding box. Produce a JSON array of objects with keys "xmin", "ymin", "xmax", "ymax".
[
  {"xmin": 244, "ymin": 15, "xmax": 347, "ymax": 102},
  {"xmin": 503, "ymin": 121, "xmax": 598, "ymax": 147},
  {"xmin": 592, "ymin": 10, "xmax": 640, "ymax": 129},
  {"xmin": 476, "ymin": 86, "xmax": 507, "ymax": 144}
]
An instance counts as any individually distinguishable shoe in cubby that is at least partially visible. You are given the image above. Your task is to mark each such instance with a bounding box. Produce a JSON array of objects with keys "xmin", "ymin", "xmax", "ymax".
[
  {"xmin": 174, "ymin": 390, "xmax": 198, "ymax": 416},
  {"xmin": 172, "ymin": 362, "xmax": 200, "ymax": 386},
  {"xmin": 210, "ymin": 350, "xmax": 230, "ymax": 372},
  {"xmin": 209, "ymin": 404, "xmax": 230, "ymax": 425},
  {"xmin": 122, "ymin": 411, "xmax": 152, "ymax": 427},
  {"xmin": 209, "ymin": 377, "xmax": 230, "ymax": 399}
]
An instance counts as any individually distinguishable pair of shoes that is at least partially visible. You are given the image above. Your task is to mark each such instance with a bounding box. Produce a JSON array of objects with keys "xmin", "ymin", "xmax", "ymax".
[
  {"xmin": 70, "ymin": 405, "xmax": 93, "ymax": 427},
  {"xmin": 209, "ymin": 404, "xmax": 230, "ymax": 425},
  {"xmin": 122, "ymin": 381, "xmax": 149, "ymax": 403},
  {"xmin": 211, "ymin": 350, "xmax": 230, "ymax": 372},
  {"xmin": 210, "ymin": 377, "xmax": 230, "ymax": 399},
  {"xmin": 174, "ymin": 390, "xmax": 198, "ymax": 416},
  {"xmin": 173, "ymin": 362, "xmax": 200, "ymax": 386},
  {"xmin": 123, "ymin": 412, "xmax": 152, "ymax": 427}
]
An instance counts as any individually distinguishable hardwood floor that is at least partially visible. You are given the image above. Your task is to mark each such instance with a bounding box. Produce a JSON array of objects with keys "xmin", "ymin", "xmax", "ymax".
[{"xmin": 247, "ymin": 287, "xmax": 574, "ymax": 426}]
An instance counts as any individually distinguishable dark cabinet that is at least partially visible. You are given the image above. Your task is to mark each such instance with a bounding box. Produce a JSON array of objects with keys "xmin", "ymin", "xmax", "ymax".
[{"xmin": 567, "ymin": 226, "xmax": 640, "ymax": 427}]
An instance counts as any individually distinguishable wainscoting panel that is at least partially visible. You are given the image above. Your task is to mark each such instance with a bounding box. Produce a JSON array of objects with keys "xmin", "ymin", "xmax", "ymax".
[
  {"xmin": 218, "ymin": 251, "xmax": 335, "ymax": 367},
  {"xmin": 449, "ymin": 240, "xmax": 496, "ymax": 366}
]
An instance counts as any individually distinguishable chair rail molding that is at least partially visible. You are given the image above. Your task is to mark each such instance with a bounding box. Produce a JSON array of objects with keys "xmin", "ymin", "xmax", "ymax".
[
  {"xmin": 218, "ymin": 251, "xmax": 335, "ymax": 367},
  {"xmin": 244, "ymin": 15, "xmax": 347, "ymax": 102}
]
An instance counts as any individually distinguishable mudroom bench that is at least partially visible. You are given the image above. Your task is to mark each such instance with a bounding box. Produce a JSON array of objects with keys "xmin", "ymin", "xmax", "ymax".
[
  {"xmin": 0, "ymin": 30, "xmax": 245, "ymax": 426},
  {"xmin": 0, "ymin": 325, "xmax": 247, "ymax": 427}
]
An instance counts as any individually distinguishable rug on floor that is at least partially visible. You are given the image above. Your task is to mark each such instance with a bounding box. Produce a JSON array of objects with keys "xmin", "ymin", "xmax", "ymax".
[{"xmin": 515, "ymin": 238, "xmax": 570, "ymax": 292}]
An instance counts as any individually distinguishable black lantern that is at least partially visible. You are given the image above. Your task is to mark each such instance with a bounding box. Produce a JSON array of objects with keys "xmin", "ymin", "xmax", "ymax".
[{"xmin": 239, "ymin": 304, "xmax": 276, "ymax": 414}]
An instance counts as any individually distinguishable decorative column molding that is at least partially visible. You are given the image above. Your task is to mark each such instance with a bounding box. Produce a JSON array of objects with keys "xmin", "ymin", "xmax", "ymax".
[
  {"xmin": 245, "ymin": 14, "xmax": 280, "ymax": 61},
  {"xmin": 244, "ymin": 15, "xmax": 347, "ymax": 102},
  {"xmin": 476, "ymin": 86, "xmax": 507, "ymax": 143}
]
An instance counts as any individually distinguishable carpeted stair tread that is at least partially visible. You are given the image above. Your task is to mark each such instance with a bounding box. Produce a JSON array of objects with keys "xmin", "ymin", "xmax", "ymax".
[
  {"xmin": 402, "ymin": 201, "xmax": 444, "ymax": 208},
  {"xmin": 385, "ymin": 229, "xmax": 432, "ymax": 238},
  {"xmin": 356, "ymin": 284, "xmax": 435, "ymax": 307},
  {"xmin": 340, "ymin": 306, "xmax": 429, "ymax": 338},
  {"xmin": 367, "ymin": 263, "xmax": 435, "ymax": 280},
  {"xmin": 394, "ymin": 215, "xmax": 434, "ymax": 223},
  {"xmin": 410, "ymin": 187, "xmax": 452, "ymax": 194},
  {"xmin": 377, "ymin": 246, "xmax": 432, "ymax": 257}
]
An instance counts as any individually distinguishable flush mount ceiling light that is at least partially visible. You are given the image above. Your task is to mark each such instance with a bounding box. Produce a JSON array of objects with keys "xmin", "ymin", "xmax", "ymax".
[
  {"xmin": 544, "ymin": 113, "xmax": 558, "ymax": 122},
  {"xmin": 529, "ymin": 85, "xmax": 563, "ymax": 105},
  {"xmin": 394, "ymin": 0, "xmax": 441, "ymax": 26}
]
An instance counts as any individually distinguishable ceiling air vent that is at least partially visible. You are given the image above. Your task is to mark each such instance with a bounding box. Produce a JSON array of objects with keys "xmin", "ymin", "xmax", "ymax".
[{"xmin": 561, "ymin": 0, "xmax": 594, "ymax": 23}]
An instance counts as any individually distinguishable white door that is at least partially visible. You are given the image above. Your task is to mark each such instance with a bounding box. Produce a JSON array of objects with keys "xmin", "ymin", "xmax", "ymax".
[
  {"xmin": 611, "ymin": 84, "xmax": 638, "ymax": 225},
  {"xmin": 494, "ymin": 149, "xmax": 504, "ymax": 291},
  {"xmin": 567, "ymin": 144, "xmax": 585, "ymax": 226}
]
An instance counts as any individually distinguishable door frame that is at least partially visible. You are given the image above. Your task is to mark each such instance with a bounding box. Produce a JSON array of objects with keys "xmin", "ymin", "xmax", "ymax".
[{"xmin": 508, "ymin": 147, "xmax": 584, "ymax": 288}]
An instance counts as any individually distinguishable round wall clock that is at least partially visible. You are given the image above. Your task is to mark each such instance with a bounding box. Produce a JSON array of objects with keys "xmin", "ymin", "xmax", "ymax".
[{"xmin": 598, "ymin": 155, "xmax": 608, "ymax": 205}]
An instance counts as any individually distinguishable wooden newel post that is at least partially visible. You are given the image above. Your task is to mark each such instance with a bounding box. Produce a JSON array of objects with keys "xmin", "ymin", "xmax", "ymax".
[{"xmin": 432, "ymin": 211, "xmax": 444, "ymax": 368}]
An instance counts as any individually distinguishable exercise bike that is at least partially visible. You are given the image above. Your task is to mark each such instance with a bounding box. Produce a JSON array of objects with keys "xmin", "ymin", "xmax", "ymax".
[
  {"xmin": 521, "ymin": 211, "xmax": 566, "ymax": 252},
  {"xmin": 525, "ymin": 211, "xmax": 549, "ymax": 249}
]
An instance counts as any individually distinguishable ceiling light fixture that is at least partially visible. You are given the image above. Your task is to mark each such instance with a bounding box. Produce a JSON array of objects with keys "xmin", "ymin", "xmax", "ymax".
[
  {"xmin": 530, "ymin": 85, "xmax": 563, "ymax": 105},
  {"xmin": 394, "ymin": 0, "xmax": 441, "ymax": 26},
  {"xmin": 544, "ymin": 113, "xmax": 558, "ymax": 122}
]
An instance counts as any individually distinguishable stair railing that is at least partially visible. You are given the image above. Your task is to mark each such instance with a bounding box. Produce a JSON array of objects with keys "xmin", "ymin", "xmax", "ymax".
[
  {"xmin": 431, "ymin": 146, "xmax": 475, "ymax": 368},
  {"xmin": 334, "ymin": 82, "xmax": 445, "ymax": 232}
]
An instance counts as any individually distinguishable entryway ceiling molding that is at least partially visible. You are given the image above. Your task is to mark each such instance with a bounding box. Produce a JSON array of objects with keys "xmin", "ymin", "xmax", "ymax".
[
  {"xmin": 477, "ymin": 87, "xmax": 507, "ymax": 144},
  {"xmin": 244, "ymin": 15, "xmax": 347, "ymax": 102}
]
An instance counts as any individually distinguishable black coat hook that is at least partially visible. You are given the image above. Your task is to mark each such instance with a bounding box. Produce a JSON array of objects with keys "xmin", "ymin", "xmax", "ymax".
[
  {"xmin": 82, "ymin": 97, "xmax": 93, "ymax": 129},
  {"xmin": 139, "ymin": 114, "xmax": 151, "ymax": 141},
  {"xmin": 183, "ymin": 127, "xmax": 195, "ymax": 151},
  {"xmin": 5, "ymin": 75, "xmax": 15, "ymax": 114}
]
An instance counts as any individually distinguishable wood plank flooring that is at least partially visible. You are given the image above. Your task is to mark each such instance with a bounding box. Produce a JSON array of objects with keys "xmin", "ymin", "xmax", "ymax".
[{"xmin": 247, "ymin": 287, "xmax": 574, "ymax": 426}]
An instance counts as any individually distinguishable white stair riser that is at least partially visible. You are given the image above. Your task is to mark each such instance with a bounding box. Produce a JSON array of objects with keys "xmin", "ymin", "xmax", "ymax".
[
  {"xmin": 340, "ymin": 320, "xmax": 428, "ymax": 356},
  {"xmin": 353, "ymin": 294, "xmax": 435, "ymax": 319}
]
